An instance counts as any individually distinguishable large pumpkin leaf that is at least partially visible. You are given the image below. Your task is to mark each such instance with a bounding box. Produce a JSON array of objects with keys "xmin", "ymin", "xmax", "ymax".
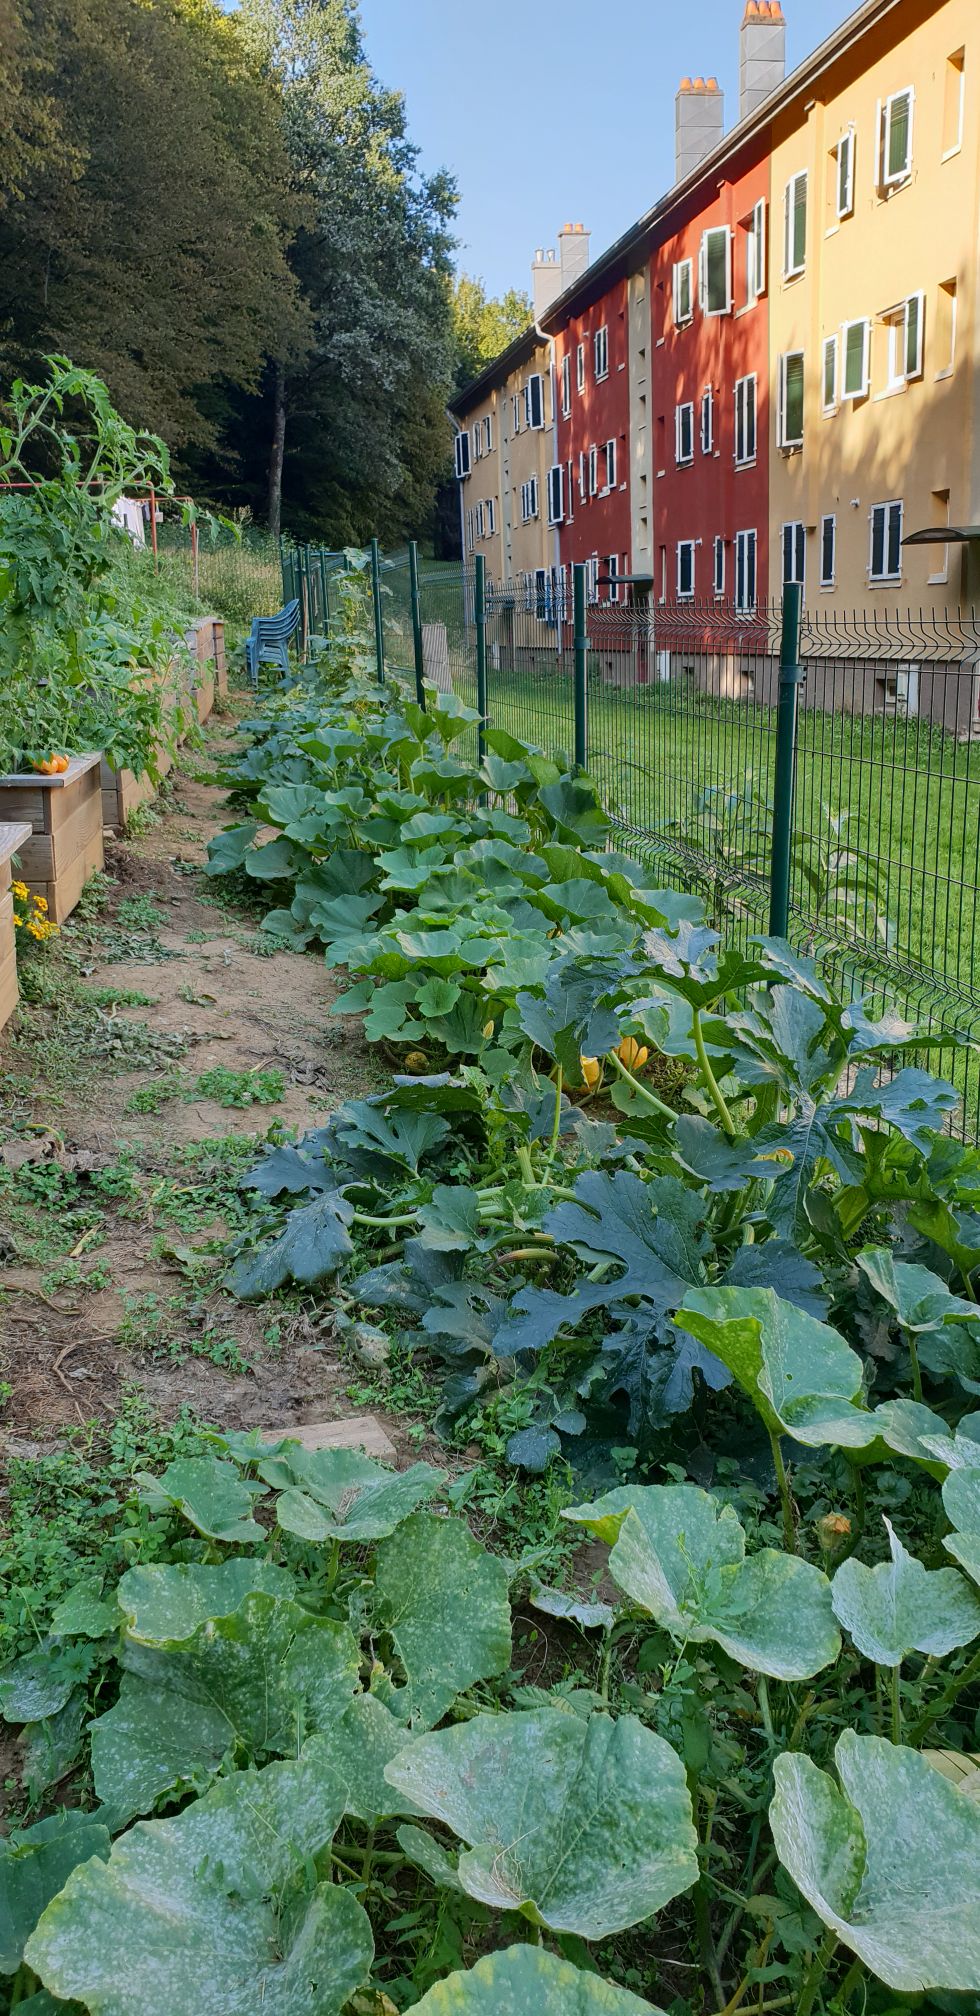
[
  {"xmin": 303, "ymin": 1693, "xmax": 423, "ymax": 1822},
  {"xmin": 770, "ymin": 1731, "xmax": 980, "ymax": 1992},
  {"xmin": 402, "ymin": 1945, "xmax": 664, "ymax": 2014},
  {"xmin": 564, "ymin": 1484, "xmax": 840, "ymax": 1680},
  {"xmin": 133, "ymin": 1456, "xmax": 266, "ymax": 1544},
  {"xmin": 117, "ymin": 1558, "xmax": 293, "ymax": 1642},
  {"xmin": 385, "ymin": 1707, "xmax": 697, "ymax": 1937},
  {"xmin": 372, "ymin": 1513, "xmax": 511, "ymax": 1726},
  {"xmin": 26, "ymin": 1743, "xmax": 374, "ymax": 2016},
  {"xmin": 831, "ymin": 1517, "xmax": 980, "ymax": 1665},
  {"xmin": 857, "ymin": 1248, "xmax": 978, "ymax": 1333},
  {"xmin": 0, "ymin": 1643, "xmax": 99, "ymax": 1724},
  {"xmin": 675, "ymin": 1286, "xmax": 877, "ymax": 1447},
  {"xmin": 943, "ymin": 1465, "xmax": 980, "ymax": 1584},
  {"xmin": 227, "ymin": 1187, "xmax": 354, "ymax": 1298},
  {"xmin": 0, "ymin": 1813, "xmax": 110, "ymax": 1974},
  {"xmin": 262, "ymin": 1447, "xmax": 443, "ymax": 1544},
  {"xmin": 89, "ymin": 1677, "xmax": 233, "ymax": 1825}
]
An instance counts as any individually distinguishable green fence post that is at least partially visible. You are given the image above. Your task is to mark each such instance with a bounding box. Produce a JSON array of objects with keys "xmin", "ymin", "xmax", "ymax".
[
  {"xmin": 474, "ymin": 555, "xmax": 488, "ymax": 767},
  {"xmin": 573, "ymin": 563, "xmax": 589, "ymax": 772},
  {"xmin": 280, "ymin": 539, "xmax": 289, "ymax": 604},
  {"xmin": 370, "ymin": 537, "xmax": 385, "ymax": 685},
  {"xmin": 409, "ymin": 540, "xmax": 426, "ymax": 708},
  {"xmin": 768, "ymin": 583, "xmax": 804, "ymax": 938}
]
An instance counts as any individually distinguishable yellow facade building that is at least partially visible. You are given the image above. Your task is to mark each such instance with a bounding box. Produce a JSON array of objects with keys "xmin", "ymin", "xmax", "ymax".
[{"xmin": 453, "ymin": 333, "xmax": 557, "ymax": 588}]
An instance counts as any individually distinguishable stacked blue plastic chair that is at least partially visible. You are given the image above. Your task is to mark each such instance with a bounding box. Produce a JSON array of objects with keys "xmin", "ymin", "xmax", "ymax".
[{"xmin": 245, "ymin": 599, "xmax": 301, "ymax": 688}]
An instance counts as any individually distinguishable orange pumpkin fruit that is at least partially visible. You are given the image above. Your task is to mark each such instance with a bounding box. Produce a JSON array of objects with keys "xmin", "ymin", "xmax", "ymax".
[
  {"xmin": 617, "ymin": 1035, "xmax": 650, "ymax": 1072},
  {"xmin": 579, "ymin": 1056, "xmax": 602, "ymax": 1091}
]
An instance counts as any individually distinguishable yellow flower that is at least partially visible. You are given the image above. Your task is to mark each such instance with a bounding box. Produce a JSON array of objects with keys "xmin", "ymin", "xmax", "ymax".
[
  {"xmin": 11, "ymin": 880, "xmax": 28, "ymax": 899},
  {"xmin": 34, "ymin": 895, "xmax": 48, "ymax": 912},
  {"xmin": 14, "ymin": 915, "xmax": 23, "ymax": 928},
  {"xmin": 617, "ymin": 1036, "xmax": 650, "ymax": 1073},
  {"xmin": 579, "ymin": 1056, "xmax": 602, "ymax": 1091}
]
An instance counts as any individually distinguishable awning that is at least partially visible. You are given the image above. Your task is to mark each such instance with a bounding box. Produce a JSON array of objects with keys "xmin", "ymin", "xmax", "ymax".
[{"xmin": 902, "ymin": 526, "xmax": 980, "ymax": 546}]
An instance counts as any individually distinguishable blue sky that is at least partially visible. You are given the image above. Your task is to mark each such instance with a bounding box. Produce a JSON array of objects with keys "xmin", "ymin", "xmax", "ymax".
[{"xmin": 361, "ymin": 0, "xmax": 859, "ymax": 298}]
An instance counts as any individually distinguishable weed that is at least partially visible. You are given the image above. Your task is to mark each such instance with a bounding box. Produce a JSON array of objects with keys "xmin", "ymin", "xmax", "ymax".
[
  {"xmin": 123, "ymin": 799, "xmax": 161, "ymax": 838},
  {"xmin": 80, "ymin": 984, "xmax": 156, "ymax": 1010},
  {"xmin": 192, "ymin": 1065, "xmax": 285, "ymax": 1108},
  {"xmin": 116, "ymin": 894, "xmax": 166, "ymax": 932},
  {"xmin": 124, "ymin": 1072, "xmax": 184, "ymax": 1115}
]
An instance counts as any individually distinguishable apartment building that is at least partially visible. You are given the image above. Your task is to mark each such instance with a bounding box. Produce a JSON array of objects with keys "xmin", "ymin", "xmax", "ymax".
[{"xmin": 450, "ymin": 0, "xmax": 980, "ymax": 618}]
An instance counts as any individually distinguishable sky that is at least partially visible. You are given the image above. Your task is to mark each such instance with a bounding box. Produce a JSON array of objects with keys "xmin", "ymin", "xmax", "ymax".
[{"xmin": 360, "ymin": 0, "xmax": 861, "ymax": 299}]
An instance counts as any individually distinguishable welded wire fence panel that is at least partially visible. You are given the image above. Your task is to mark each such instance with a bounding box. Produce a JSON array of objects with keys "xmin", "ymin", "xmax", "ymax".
[
  {"xmin": 586, "ymin": 600, "xmax": 780, "ymax": 951},
  {"xmin": 483, "ymin": 576, "xmax": 576, "ymax": 760},
  {"xmin": 379, "ymin": 554, "xmax": 414, "ymax": 677},
  {"xmin": 154, "ymin": 524, "xmax": 282, "ymax": 627},
  {"xmin": 282, "ymin": 544, "xmax": 348, "ymax": 642}
]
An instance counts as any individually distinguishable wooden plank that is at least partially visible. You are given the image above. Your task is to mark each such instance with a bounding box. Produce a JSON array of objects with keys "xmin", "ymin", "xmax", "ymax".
[
  {"xmin": 45, "ymin": 826, "xmax": 104, "ymax": 924},
  {"xmin": 49, "ymin": 770, "xmax": 102, "ymax": 879},
  {"xmin": 100, "ymin": 760, "xmax": 157, "ymax": 833},
  {"xmin": 0, "ymin": 891, "xmax": 19, "ymax": 1031},
  {"xmin": 0, "ymin": 824, "xmax": 33, "ymax": 897},
  {"xmin": 256, "ymin": 1415, "xmax": 397, "ymax": 1461}
]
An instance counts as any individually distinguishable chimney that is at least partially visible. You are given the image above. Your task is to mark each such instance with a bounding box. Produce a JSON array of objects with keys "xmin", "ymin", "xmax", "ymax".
[
  {"xmin": 532, "ymin": 225, "xmax": 591, "ymax": 318},
  {"xmin": 740, "ymin": 0, "xmax": 786, "ymax": 121},
  {"xmin": 675, "ymin": 77, "xmax": 724, "ymax": 182},
  {"xmin": 559, "ymin": 221, "xmax": 591, "ymax": 291}
]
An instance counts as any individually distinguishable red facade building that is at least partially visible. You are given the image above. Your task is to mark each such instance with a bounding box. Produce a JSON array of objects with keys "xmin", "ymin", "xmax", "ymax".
[{"xmin": 552, "ymin": 278, "xmax": 633, "ymax": 601}]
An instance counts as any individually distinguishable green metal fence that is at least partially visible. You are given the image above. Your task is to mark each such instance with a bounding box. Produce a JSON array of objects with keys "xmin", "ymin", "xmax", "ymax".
[{"xmin": 299, "ymin": 537, "xmax": 980, "ymax": 1140}]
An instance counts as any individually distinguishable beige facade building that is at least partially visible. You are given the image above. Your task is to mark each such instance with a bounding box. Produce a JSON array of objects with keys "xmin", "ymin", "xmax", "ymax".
[
  {"xmin": 768, "ymin": 0, "xmax": 980, "ymax": 608},
  {"xmin": 454, "ymin": 337, "xmax": 557, "ymax": 587}
]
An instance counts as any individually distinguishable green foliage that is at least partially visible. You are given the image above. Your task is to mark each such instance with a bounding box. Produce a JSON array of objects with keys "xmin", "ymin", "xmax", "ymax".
[{"xmin": 450, "ymin": 274, "xmax": 531, "ymax": 393}]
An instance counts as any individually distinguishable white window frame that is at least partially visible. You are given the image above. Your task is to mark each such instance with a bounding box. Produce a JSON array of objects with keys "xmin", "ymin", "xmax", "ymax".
[
  {"xmin": 560, "ymin": 355, "xmax": 571, "ymax": 418},
  {"xmin": 546, "ymin": 463, "xmax": 564, "ymax": 527},
  {"xmin": 835, "ymin": 130, "xmax": 855, "ymax": 218},
  {"xmin": 869, "ymin": 499, "xmax": 904, "ymax": 582},
  {"xmin": 734, "ymin": 374, "xmax": 757, "ymax": 466},
  {"xmin": 822, "ymin": 334, "xmax": 839, "ymax": 413},
  {"xmin": 486, "ymin": 496, "xmax": 496, "ymax": 536},
  {"xmin": 454, "ymin": 430, "xmax": 471, "ymax": 479},
  {"xmin": 937, "ymin": 278, "xmax": 958, "ymax": 377},
  {"xmin": 777, "ymin": 350, "xmax": 805, "ymax": 450},
  {"xmin": 842, "ymin": 317, "xmax": 871, "ymax": 399},
  {"xmin": 520, "ymin": 477, "xmax": 539, "ymax": 524},
  {"xmin": 576, "ymin": 342, "xmax": 586, "ymax": 393},
  {"xmin": 819, "ymin": 513, "xmax": 837, "ymax": 588},
  {"xmin": 893, "ymin": 291, "xmax": 924, "ymax": 384},
  {"xmin": 880, "ymin": 87, "xmax": 914, "ymax": 187},
  {"xmin": 675, "ymin": 401, "xmax": 695, "ymax": 466},
  {"xmin": 943, "ymin": 51, "xmax": 966, "ymax": 160},
  {"xmin": 524, "ymin": 373, "xmax": 544, "ymax": 430},
  {"xmin": 587, "ymin": 444, "xmax": 598, "ymax": 497},
  {"xmin": 735, "ymin": 529, "xmax": 757, "ymax": 613},
  {"xmin": 747, "ymin": 198, "xmax": 767, "ymax": 303},
  {"xmin": 593, "ymin": 325, "xmax": 609, "ymax": 381},
  {"xmin": 783, "ymin": 170, "xmax": 808, "ymax": 278},
  {"xmin": 700, "ymin": 385, "xmax": 715, "ymax": 455},
  {"xmin": 782, "ymin": 519, "xmax": 806, "ymax": 589},
  {"xmin": 511, "ymin": 393, "xmax": 521, "ymax": 436},
  {"xmin": 606, "ymin": 554, "xmax": 620, "ymax": 603},
  {"xmin": 475, "ymin": 501, "xmax": 485, "ymax": 539},
  {"xmin": 577, "ymin": 452, "xmax": 587, "ymax": 504},
  {"xmin": 566, "ymin": 457, "xmax": 575, "ymax": 521},
  {"xmin": 585, "ymin": 554, "xmax": 600, "ymax": 604},
  {"xmin": 713, "ymin": 535, "xmax": 725, "ymax": 597},
  {"xmin": 603, "ymin": 438, "xmax": 617, "ymax": 491},
  {"xmin": 676, "ymin": 539, "xmax": 696, "ymax": 600},
  {"xmin": 699, "ymin": 225, "xmax": 732, "ymax": 316},
  {"xmin": 673, "ymin": 258, "xmax": 694, "ymax": 325}
]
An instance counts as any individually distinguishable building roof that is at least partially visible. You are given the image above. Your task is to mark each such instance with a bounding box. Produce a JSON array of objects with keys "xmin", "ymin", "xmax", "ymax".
[{"xmin": 449, "ymin": 0, "xmax": 908, "ymax": 414}]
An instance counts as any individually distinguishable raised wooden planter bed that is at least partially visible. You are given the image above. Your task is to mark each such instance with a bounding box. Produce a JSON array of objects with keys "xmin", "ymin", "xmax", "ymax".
[
  {"xmin": 184, "ymin": 616, "xmax": 226, "ymax": 724},
  {"xmin": 0, "ymin": 821, "xmax": 33, "ymax": 1031},
  {"xmin": 0, "ymin": 753, "xmax": 104, "ymax": 924},
  {"xmin": 100, "ymin": 658, "xmax": 183, "ymax": 833}
]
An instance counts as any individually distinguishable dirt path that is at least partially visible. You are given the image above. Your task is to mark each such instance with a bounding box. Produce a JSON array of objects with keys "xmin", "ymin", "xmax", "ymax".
[{"xmin": 0, "ymin": 713, "xmax": 423, "ymax": 1465}]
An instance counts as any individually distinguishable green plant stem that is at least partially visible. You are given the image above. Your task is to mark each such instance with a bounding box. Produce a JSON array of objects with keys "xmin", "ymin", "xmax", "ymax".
[
  {"xmin": 889, "ymin": 1661, "xmax": 902, "ymax": 1743},
  {"xmin": 351, "ymin": 1207, "xmax": 418, "ymax": 1229},
  {"xmin": 908, "ymin": 1640, "xmax": 980, "ymax": 1745},
  {"xmin": 769, "ymin": 1432, "xmax": 797, "ymax": 1554},
  {"xmin": 797, "ymin": 1930, "xmax": 838, "ymax": 2016},
  {"xmin": 605, "ymin": 1047, "xmax": 677, "ymax": 1120},
  {"xmin": 905, "ymin": 1328, "xmax": 924, "ymax": 1404},
  {"xmin": 692, "ymin": 1007, "xmax": 737, "ymax": 1139},
  {"xmin": 829, "ymin": 1957, "xmax": 866, "ymax": 2010},
  {"xmin": 757, "ymin": 1674, "xmax": 775, "ymax": 1746},
  {"xmin": 838, "ymin": 1462, "xmax": 866, "ymax": 1564},
  {"xmin": 542, "ymin": 1065, "xmax": 563, "ymax": 1172}
]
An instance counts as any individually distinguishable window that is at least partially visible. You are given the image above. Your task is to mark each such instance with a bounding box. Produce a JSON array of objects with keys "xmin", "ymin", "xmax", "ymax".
[
  {"xmin": 524, "ymin": 374, "xmax": 544, "ymax": 429},
  {"xmin": 820, "ymin": 514, "xmax": 836, "ymax": 588},
  {"xmin": 533, "ymin": 568, "xmax": 549, "ymax": 619},
  {"xmin": 713, "ymin": 535, "xmax": 725, "ymax": 596},
  {"xmin": 880, "ymin": 88, "xmax": 914, "ymax": 186},
  {"xmin": 700, "ymin": 226, "xmax": 732, "ymax": 315},
  {"xmin": 560, "ymin": 355, "xmax": 571, "ymax": 417},
  {"xmin": 937, "ymin": 278, "xmax": 957, "ymax": 376},
  {"xmin": 472, "ymin": 423, "xmax": 482, "ymax": 462},
  {"xmin": 603, "ymin": 438, "xmax": 617, "ymax": 491},
  {"xmin": 607, "ymin": 555, "xmax": 620, "ymax": 603},
  {"xmin": 594, "ymin": 325, "xmax": 609, "ymax": 380},
  {"xmin": 734, "ymin": 375, "xmax": 757, "ymax": 465},
  {"xmin": 512, "ymin": 393, "xmax": 521, "ymax": 435},
  {"xmin": 465, "ymin": 508, "xmax": 474, "ymax": 552},
  {"xmin": 675, "ymin": 402, "xmax": 695, "ymax": 465},
  {"xmin": 835, "ymin": 131, "xmax": 855, "ymax": 217},
  {"xmin": 673, "ymin": 258, "xmax": 693, "ymax": 325},
  {"xmin": 928, "ymin": 488, "xmax": 951, "ymax": 585},
  {"xmin": 454, "ymin": 430, "xmax": 470, "ymax": 479},
  {"xmin": 735, "ymin": 530, "xmax": 757, "ymax": 612},
  {"xmin": 486, "ymin": 497, "xmax": 496, "ymax": 535},
  {"xmin": 842, "ymin": 318, "xmax": 870, "ymax": 398},
  {"xmin": 475, "ymin": 501, "xmax": 485, "ymax": 539},
  {"xmin": 520, "ymin": 477, "xmax": 539, "ymax": 523},
  {"xmin": 588, "ymin": 444, "xmax": 598, "ymax": 497},
  {"xmin": 783, "ymin": 172, "xmax": 808, "ymax": 276},
  {"xmin": 486, "ymin": 417, "xmax": 494, "ymax": 453},
  {"xmin": 566, "ymin": 458, "xmax": 575, "ymax": 521},
  {"xmin": 546, "ymin": 464, "xmax": 564, "ymax": 527},
  {"xmin": 782, "ymin": 520, "xmax": 806, "ymax": 588},
  {"xmin": 883, "ymin": 292, "xmax": 925, "ymax": 388},
  {"xmin": 576, "ymin": 342, "xmax": 586, "ymax": 392},
  {"xmin": 746, "ymin": 198, "xmax": 767, "ymax": 303},
  {"xmin": 870, "ymin": 499, "xmax": 904, "ymax": 581},
  {"xmin": 677, "ymin": 540, "xmax": 695, "ymax": 599},
  {"xmin": 943, "ymin": 50, "xmax": 965, "ymax": 157},
  {"xmin": 700, "ymin": 385, "xmax": 715, "ymax": 455},
  {"xmin": 777, "ymin": 351, "xmax": 805, "ymax": 448},
  {"xmin": 585, "ymin": 555, "xmax": 600, "ymax": 604},
  {"xmin": 822, "ymin": 334, "xmax": 839, "ymax": 413},
  {"xmin": 578, "ymin": 452, "xmax": 587, "ymax": 503}
]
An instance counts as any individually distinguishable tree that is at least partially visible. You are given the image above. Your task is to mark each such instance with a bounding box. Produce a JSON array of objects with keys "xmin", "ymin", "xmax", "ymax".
[{"xmin": 450, "ymin": 274, "xmax": 531, "ymax": 393}]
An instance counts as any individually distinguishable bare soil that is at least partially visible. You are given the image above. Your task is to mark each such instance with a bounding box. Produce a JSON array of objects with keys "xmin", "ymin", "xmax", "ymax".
[{"xmin": 0, "ymin": 713, "xmax": 428, "ymax": 1467}]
